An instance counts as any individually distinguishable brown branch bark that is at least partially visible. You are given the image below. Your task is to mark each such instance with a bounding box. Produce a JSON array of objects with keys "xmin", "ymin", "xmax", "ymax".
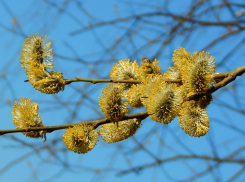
[{"xmin": 0, "ymin": 111, "xmax": 148, "ymax": 136}]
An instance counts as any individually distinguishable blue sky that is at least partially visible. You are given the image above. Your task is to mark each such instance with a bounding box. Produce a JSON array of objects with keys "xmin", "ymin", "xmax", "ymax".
[{"xmin": 0, "ymin": 0, "xmax": 245, "ymax": 182}]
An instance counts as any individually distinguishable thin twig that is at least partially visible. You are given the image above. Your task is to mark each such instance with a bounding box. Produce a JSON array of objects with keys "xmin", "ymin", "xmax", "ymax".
[
  {"xmin": 64, "ymin": 77, "xmax": 181, "ymax": 84},
  {"xmin": 64, "ymin": 68, "xmax": 240, "ymax": 85},
  {"xmin": 0, "ymin": 111, "xmax": 149, "ymax": 136}
]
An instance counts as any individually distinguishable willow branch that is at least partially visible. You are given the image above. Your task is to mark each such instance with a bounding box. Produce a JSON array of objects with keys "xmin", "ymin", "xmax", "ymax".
[
  {"xmin": 65, "ymin": 77, "xmax": 142, "ymax": 84},
  {"xmin": 0, "ymin": 111, "xmax": 149, "ymax": 136},
  {"xmin": 64, "ymin": 67, "xmax": 244, "ymax": 85},
  {"xmin": 64, "ymin": 77, "xmax": 181, "ymax": 84}
]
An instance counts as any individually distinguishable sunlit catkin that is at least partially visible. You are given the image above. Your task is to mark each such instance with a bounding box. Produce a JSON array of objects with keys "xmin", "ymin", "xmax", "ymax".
[
  {"xmin": 147, "ymin": 82, "xmax": 182, "ymax": 124},
  {"xmin": 100, "ymin": 118, "xmax": 141, "ymax": 143},
  {"xmin": 178, "ymin": 101, "xmax": 209, "ymax": 137},
  {"xmin": 26, "ymin": 66, "xmax": 65, "ymax": 94},
  {"xmin": 12, "ymin": 97, "xmax": 45, "ymax": 138},
  {"xmin": 163, "ymin": 67, "xmax": 181, "ymax": 85},
  {"xmin": 63, "ymin": 123, "xmax": 98, "ymax": 154},
  {"xmin": 20, "ymin": 34, "xmax": 54, "ymax": 71},
  {"xmin": 137, "ymin": 57, "xmax": 161, "ymax": 79},
  {"xmin": 99, "ymin": 84, "xmax": 128, "ymax": 124},
  {"xmin": 20, "ymin": 34, "xmax": 65, "ymax": 94},
  {"xmin": 139, "ymin": 74, "xmax": 164, "ymax": 107},
  {"xmin": 181, "ymin": 51, "xmax": 215, "ymax": 96},
  {"xmin": 110, "ymin": 59, "xmax": 140, "ymax": 89},
  {"xmin": 172, "ymin": 47, "xmax": 192, "ymax": 72},
  {"xmin": 32, "ymin": 71, "xmax": 65, "ymax": 94},
  {"xmin": 125, "ymin": 84, "xmax": 143, "ymax": 108}
]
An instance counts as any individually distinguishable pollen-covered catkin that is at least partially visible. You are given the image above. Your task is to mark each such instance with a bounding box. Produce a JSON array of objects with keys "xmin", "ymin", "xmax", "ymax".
[
  {"xmin": 12, "ymin": 97, "xmax": 45, "ymax": 138},
  {"xmin": 125, "ymin": 84, "xmax": 143, "ymax": 108},
  {"xmin": 20, "ymin": 34, "xmax": 65, "ymax": 94},
  {"xmin": 99, "ymin": 83, "xmax": 128, "ymax": 124},
  {"xmin": 100, "ymin": 118, "xmax": 141, "ymax": 143},
  {"xmin": 110, "ymin": 59, "xmax": 140, "ymax": 89},
  {"xmin": 147, "ymin": 82, "xmax": 182, "ymax": 124},
  {"xmin": 137, "ymin": 57, "xmax": 161, "ymax": 79},
  {"xmin": 163, "ymin": 67, "xmax": 181, "ymax": 84},
  {"xmin": 20, "ymin": 34, "xmax": 54, "ymax": 71},
  {"xmin": 172, "ymin": 47, "xmax": 192, "ymax": 71},
  {"xmin": 178, "ymin": 101, "xmax": 209, "ymax": 137},
  {"xmin": 63, "ymin": 123, "xmax": 98, "ymax": 154},
  {"xmin": 172, "ymin": 47, "xmax": 215, "ymax": 97},
  {"xmin": 182, "ymin": 51, "xmax": 215, "ymax": 96},
  {"xmin": 139, "ymin": 74, "xmax": 164, "ymax": 107},
  {"xmin": 32, "ymin": 71, "xmax": 65, "ymax": 94}
]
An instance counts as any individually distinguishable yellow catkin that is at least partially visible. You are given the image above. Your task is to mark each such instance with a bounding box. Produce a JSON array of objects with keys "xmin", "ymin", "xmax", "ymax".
[
  {"xmin": 147, "ymin": 82, "xmax": 182, "ymax": 124},
  {"xmin": 178, "ymin": 101, "xmax": 209, "ymax": 137},
  {"xmin": 32, "ymin": 71, "xmax": 65, "ymax": 94},
  {"xmin": 139, "ymin": 74, "xmax": 163, "ymax": 107},
  {"xmin": 99, "ymin": 84, "xmax": 128, "ymax": 124},
  {"xmin": 163, "ymin": 67, "xmax": 181, "ymax": 82},
  {"xmin": 110, "ymin": 59, "xmax": 140, "ymax": 89},
  {"xmin": 182, "ymin": 51, "xmax": 215, "ymax": 96},
  {"xmin": 20, "ymin": 34, "xmax": 65, "ymax": 94},
  {"xmin": 20, "ymin": 34, "xmax": 54, "ymax": 71},
  {"xmin": 172, "ymin": 47, "xmax": 192, "ymax": 72},
  {"xmin": 137, "ymin": 57, "xmax": 161, "ymax": 79},
  {"xmin": 100, "ymin": 118, "xmax": 141, "ymax": 143},
  {"xmin": 12, "ymin": 97, "xmax": 45, "ymax": 138},
  {"xmin": 125, "ymin": 84, "xmax": 143, "ymax": 108},
  {"xmin": 63, "ymin": 123, "xmax": 98, "ymax": 154},
  {"xmin": 172, "ymin": 47, "xmax": 215, "ymax": 97}
]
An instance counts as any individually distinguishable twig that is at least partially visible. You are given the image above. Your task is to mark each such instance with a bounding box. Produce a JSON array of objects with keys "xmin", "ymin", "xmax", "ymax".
[
  {"xmin": 64, "ymin": 67, "xmax": 243, "ymax": 85},
  {"xmin": 0, "ymin": 111, "xmax": 149, "ymax": 136},
  {"xmin": 64, "ymin": 77, "xmax": 181, "ymax": 84}
]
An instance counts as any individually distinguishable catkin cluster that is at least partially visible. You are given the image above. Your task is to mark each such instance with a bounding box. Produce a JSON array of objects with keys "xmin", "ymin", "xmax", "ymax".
[
  {"xmin": 99, "ymin": 47, "xmax": 215, "ymax": 139},
  {"xmin": 15, "ymin": 34, "xmax": 218, "ymax": 154}
]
